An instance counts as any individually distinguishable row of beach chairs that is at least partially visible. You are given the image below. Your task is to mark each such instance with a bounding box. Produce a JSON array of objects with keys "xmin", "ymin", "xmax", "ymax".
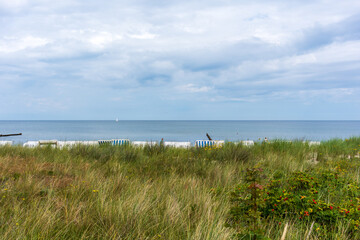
[
  {"xmin": 0, "ymin": 140, "xmax": 321, "ymax": 148},
  {"xmin": 20, "ymin": 140, "xmax": 226, "ymax": 148},
  {"xmin": 3, "ymin": 139, "xmax": 226, "ymax": 148}
]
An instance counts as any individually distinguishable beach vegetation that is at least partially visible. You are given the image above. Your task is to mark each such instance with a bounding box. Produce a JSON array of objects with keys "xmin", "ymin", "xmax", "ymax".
[{"xmin": 0, "ymin": 137, "xmax": 359, "ymax": 239}]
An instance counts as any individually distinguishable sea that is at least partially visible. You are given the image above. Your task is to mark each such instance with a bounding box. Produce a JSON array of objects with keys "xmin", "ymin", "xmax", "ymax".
[{"xmin": 1, "ymin": 120, "xmax": 360, "ymax": 144}]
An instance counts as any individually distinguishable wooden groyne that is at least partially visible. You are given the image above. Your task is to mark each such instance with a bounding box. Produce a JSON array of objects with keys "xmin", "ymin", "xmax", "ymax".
[{"xmin": 0, "ymin": 133, "xmax": 22, "ymax": 137}]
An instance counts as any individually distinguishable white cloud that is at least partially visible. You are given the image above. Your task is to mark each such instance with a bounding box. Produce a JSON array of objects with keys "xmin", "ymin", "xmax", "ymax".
[
  {"xmin": 88, "ymin": 32, "xmax": 122, "ymax": 48},
  {"xmin": 0, "ymin": 36, "xmax": 49, "ymax": 53},
  {"xmin": 128, "ymin": 32, "xmax": 157, "ymax": 40},
  {"xmin": 178, "ymin": 84, "xmax": 212, "ymax": 93},
  {"xmin": 0, "ymin": 0, "xmax": 28, "ymax": 10},
  {"xmin": 269, "ymin": 88, "xmax": 357, "ymax": 104}
]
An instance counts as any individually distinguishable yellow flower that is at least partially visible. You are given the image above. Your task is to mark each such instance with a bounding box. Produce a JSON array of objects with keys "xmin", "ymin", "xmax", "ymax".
[
  {"xmin": 16, "ymin": 223, "xmax": 19, "ymax": 226},
  {"xmin": 316, "ymin": 227, "xmax": 320, "ymax": 231},
  {"xmin": 301, "ymin": 196, "xmax": 306, "ymax": 199},
  {"xmin": 92, "ymin": 190, "xmax": 99, "ymax": 193},
  {"xmin": 22, "ymin": 198, "xmax": 25, "ymax": 201}
]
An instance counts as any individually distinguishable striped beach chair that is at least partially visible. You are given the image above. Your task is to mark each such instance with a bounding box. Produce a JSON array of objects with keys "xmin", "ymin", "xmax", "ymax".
[
  {"xmin": 98, "ymin": 140, "xmax": 112, "ymax": 146},
  {"xmin": 112, "ymin": 139, "xmax": 130, "ymax": 146},
  {"xmin": 195, "ymin": 140, "xmax": 225, "ymax": 148},
  {"xmin": 195, "ymin": 140, "xmax": 214, "ymax": 148}
]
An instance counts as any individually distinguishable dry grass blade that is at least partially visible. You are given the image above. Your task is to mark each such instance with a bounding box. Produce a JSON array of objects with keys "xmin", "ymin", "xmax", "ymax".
[
  {"xmin": 280, "ymin": 223, "xmax": 289, "ymax": 240},
  {"xmin": 305, "ymin": 221, "xmax": 315, "ymax": 240}
]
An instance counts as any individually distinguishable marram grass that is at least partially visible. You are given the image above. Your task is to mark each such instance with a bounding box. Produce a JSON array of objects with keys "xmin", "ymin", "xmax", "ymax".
[{"xmin": 0, "ymin": 138, "xmax": 359, "ymax": 239}]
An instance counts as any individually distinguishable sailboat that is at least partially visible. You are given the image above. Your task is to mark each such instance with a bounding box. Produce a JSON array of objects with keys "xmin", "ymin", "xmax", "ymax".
[{"xmin": 115, "ymin": 118, "xmax": 119, "ymax": 122}]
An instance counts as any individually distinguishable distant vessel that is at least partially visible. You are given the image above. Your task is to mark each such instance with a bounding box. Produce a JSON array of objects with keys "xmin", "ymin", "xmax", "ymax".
[{"xmin": 116, "ymin": 118, "xmax": 119, "ymax": 122}]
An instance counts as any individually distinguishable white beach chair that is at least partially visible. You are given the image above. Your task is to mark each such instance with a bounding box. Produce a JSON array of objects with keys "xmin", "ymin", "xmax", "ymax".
[
  {"xmin": 164, "ymin": 141, "xmax": 191, "ymax": 148},
  {"xmin": 58, "ymin": 141, "xmax": 76, "ymax": 148},
  {"xmin": 241, "ymin": 140, "xmax": 254, "ymax": 146},
  {"xmin": 82, "ymin": 141, "xmax": 99, "ymax": 146},
  {"xmin": 23, "ymin": 141, "xmax": 39, "ymax": 148},
  {"xmin": 308, "ymin": 141, "xmax": 321, "ymax": 146},
  {"xmin": 39, "ymin": 140, "xmax": 58, "ymax": 147},
  {"xmin": 131, "ymin": 141, "xmax": 158, "ymax": 147},
  {"xmin": 215, "ymin": 140, "xmax": 225, "ymax": 146},
  {"xmin": 0, "ymin": 141, "xmax": 12, "ymax": 146},
  {"xmin": 58, "ymin": 141, "xmax": 100, "ymax": 148}
]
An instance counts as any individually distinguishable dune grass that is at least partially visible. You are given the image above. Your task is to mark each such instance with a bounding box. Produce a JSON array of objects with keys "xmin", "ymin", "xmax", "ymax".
[{"xmin": 0, "ymin": 138, "xmax": 359, "ymax": 239}]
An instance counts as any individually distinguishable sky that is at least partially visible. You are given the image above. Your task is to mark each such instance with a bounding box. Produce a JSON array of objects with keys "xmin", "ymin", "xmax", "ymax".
[{"xmin": 0, "ymin": 0, "xmax": 359, "ymax": 120}]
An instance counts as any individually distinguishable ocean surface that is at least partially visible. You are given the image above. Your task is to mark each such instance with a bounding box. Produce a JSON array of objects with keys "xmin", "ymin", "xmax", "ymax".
[{"xmin": 1, "ymin": 120, "xmax": 360, "ymax": 144}]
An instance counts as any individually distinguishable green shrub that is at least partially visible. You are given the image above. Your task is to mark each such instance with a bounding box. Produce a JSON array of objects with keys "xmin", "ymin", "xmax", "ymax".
[{"xmin": 228, "ymin": 166, "xmax": 360, "ymax": 238}]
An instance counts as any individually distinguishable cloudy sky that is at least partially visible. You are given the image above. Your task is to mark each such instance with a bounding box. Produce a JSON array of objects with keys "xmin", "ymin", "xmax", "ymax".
[{"xmin": 0, "ymin": 0, "xmax": 359, "ymax": 120}]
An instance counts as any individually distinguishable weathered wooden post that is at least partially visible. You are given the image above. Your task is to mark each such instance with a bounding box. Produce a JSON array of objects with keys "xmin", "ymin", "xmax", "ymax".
[{"xmin": 206, "ymin": 133, "xmax": 212, "ymax": 140}]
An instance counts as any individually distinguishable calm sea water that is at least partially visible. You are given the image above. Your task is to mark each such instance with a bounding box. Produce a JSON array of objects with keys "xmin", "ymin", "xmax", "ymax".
[{"xmin": 1, "ymin": 121, "xmax": 360, "ymax": 144}]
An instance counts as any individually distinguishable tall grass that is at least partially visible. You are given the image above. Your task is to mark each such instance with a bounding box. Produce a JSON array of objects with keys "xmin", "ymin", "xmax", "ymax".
[{"xmin": 0, "ymin": 137, "xmax": 359, "ymax": 239}]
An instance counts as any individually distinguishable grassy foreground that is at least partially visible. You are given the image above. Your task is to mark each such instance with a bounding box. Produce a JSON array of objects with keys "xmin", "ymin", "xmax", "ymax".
[{"xmin": 0, "ymin": 138, "xmax": 359, "ymax": 239}]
